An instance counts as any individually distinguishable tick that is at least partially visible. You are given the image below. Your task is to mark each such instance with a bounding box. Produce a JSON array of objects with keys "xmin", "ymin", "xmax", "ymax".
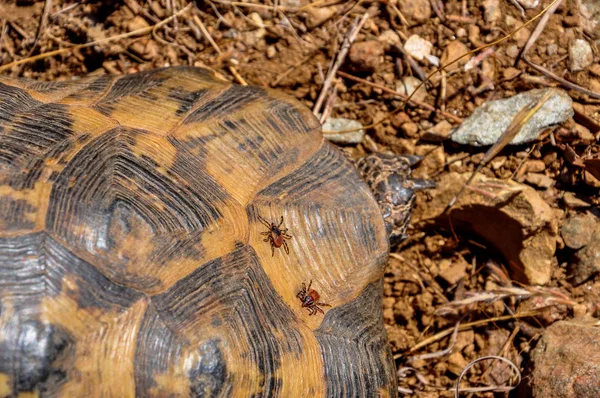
[
  {"xmin": 258, "ymin": 215, "xmax": 292, "ymax": 256},
  {"xmin": 296, "ymin": 280, "xmax": 331, "ymax": 315}
]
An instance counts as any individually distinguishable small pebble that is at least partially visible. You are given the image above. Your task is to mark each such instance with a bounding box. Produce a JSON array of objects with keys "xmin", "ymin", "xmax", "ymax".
[
  {"xmin": 421, "ymin": 120, "xmax": 453, "ymax": 142},
  {"xmin": 396, "ymin": 76, "xmax": 427, "ymax": 102},
  {"xmin": 377, "ymin": 29, "xmax": 401, "ymax": 48},
  {"xmin": 569, "ymin": 39, "xmax": 593, "ymax": 72},
  {"xmin": 321, "ymin": 117, "xmax": 365, "ymax": 144},
  {"xmin": 349, "ymin": 40, "xmax": 384, "ymax": 73},
  {"xmin": 572, "ymin": 304, "xmax": 587, "ymax": 318},
  {"xmin": 404, "ymin": 35, "xmax": 433, "ymax": 61},
  {"xmin": 456, "ymin": 27, "xmax": 467, "ymax": 38},
  {"xmin": 570, "ymin": 229, "xmax": 600, "ymax": 284},
  {"xmin": 397, "ymin": 0, "xmax": 431, "ymax": 23},
  {"xmin": 517, "ymin": 0, "xmax": 539, "ymax": 8},
  {"xmin": 547, "ymin": 43, "xmax": 559, "ymax": 56},
  {"xmin": 525, "ymin": 160, "xmax": 546, "ymax": 173},
  {"xmin": 483, "ymin": 0, "xmax": 501, "ymax": 23},
  {"xmin": 400, "ymin": 122, "xmax": 419, "ymax": 138},
  {"xmin": 441, "ymin": 41, "xmax": 470, "ymax": 71},
  {"xmin": 563, "ymin": 192, "xmax": 591, "ymax": 209},
  {"xmin": 525, "ymin": 173, "xmax": 554, "ymax": 189},
  {"xmin": 561, "ymin": 213, "xmax": 598, "ymax": 249},
  {"xmin": 589, "ymin": 64, "xmax": 600, "ymax": 77},
  {"xmin": 506, "ymin": 45, "xmax": 520, "ymax": 58}
]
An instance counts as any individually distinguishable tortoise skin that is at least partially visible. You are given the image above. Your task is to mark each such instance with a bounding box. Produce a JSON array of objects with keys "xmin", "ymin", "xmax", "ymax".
[
  {"xmin": 356, "ymin": 153, "xmax": 436, "ymax": 248},
  {"xmin": 0, "ymin": 67, "xmax": 396, "ymax": 397}
]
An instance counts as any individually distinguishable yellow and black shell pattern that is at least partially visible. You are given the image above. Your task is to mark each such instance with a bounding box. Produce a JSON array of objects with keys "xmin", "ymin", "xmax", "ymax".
[{"xmin": 0, "ymin": 66, "xmax": 395, "ymax": 397}]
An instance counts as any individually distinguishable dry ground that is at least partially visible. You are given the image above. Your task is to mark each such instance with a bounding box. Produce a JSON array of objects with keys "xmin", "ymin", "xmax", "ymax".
[{"xmin": 1, "ymin": 0, "xmax": 599, "ymax": 396}]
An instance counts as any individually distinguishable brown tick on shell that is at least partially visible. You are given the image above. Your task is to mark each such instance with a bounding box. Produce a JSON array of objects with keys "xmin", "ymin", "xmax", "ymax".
[
  {"xmin": 258, "ymin": 215, "xmax": 292, "ymax": 256},
  {"xmin": 296, "ymin": 280, "xmax": 331, "ymax": 315}
]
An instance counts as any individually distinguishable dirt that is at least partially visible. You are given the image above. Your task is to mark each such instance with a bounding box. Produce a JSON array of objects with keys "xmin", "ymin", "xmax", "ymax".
[{"xmin": 1, "ymin": 0, "xmax": 599, "ymax": 396}]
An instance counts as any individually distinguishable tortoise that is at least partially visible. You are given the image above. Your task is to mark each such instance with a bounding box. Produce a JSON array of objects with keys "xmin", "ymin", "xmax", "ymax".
[{"xmin": 0, "ymin": 66, "xmax": 427, "ymax": 397}]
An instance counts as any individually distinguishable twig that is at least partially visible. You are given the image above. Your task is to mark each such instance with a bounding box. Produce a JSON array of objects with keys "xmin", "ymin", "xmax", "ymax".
[
  {"xmin": 408, "ymin": 320, "xmax": 462, "ymax": 362},
  {"xmin": 522, "ymin": 57, "xmax": 600, "ymax": 99},
  {"xmin": 211, "ymin": 0, "xmax": 296, "ymax": 12},
  {"xmin": 455, "ymin": 356, "xmax": 522, "ymax": 396},
  {"xmin": 313, "ymin": 12, "xmax": 369, "ymax": 115},
  {"xmin": 192, "ymin": 14, "xmax": 247, "ymax": 85},
  {"xmin": 27, "ymin": 0, "xmax": 52, "ymax": 57},
  {"xmin": 0, "ymin": 3, "xmax": 193, "ymax": 73},
  {"xmin": 399, "ymin": 312, "xmax": 538, "ymax": 358},
  {"xmin": 320, "ymin": 84, "xmax": 338, "ymax": 124},
  {"xmin": 336, "ymin": 70, "xmax": 463, "ymax": 123},
  {"xmin": 394, "ymin": 43, "xmax": 428, "ymax": 82}
]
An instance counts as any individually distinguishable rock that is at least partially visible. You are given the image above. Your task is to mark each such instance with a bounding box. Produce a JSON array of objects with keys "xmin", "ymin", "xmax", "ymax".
[
  {"xmin": 241, "ymin": 13, "xmax": 266, "ymax": 46},
  {"xmin": 525, "ymin": 160, "xmax": 545, "ymax": 173},
  {"xmin": 447, "ymin": 352, "xmax": 468, "ymax": 376},
  {"xmin": 398, "ymin": 0, "xmax": 431, "ymax": 24},
  {"xmin": 569, "ymin": 39, "xmax": 594, "ymax": 72},
  {"xmin": 590, "ymin": 63, "xmax": 600, "ymax": 77},
  {"xmin": 303, "ymin": 5, "xmax": 340, "ymax": 29},
  {"xmin": 526, "ymin": 320, "xmax": 600, "ymax": 398},
  {"xmin": 505, "ymin": 44, "xmax": 520, "ymax": 59},
  {"xmin": 546, "ymin": 43, "xmax": 558, "ymax": 56},
  {"xmin": 570, "ymin": 228, "xmax": 600, "ymax": 285},
  {"xmin": 524, "ymin": 173, "xmax": 554, "ymax": 189},
  {"xmin": 377, "ymin": 29, "xmax": 401, "ymax": 49},
  {"xmin": 517, "ymin": 0, "xmax": 539, "ymax": 8},
  {"xmin": 400, "ymin": 122, "xmax": 419, "ymax": 138},
  {"xmin": 396, "ymin": 76, "xmax": 427, "ymax": 103},
  {"xmin": 421, "ymin": 120, "xmax": 453, "ymax": 142},
  {"xmin": 451, "ymin": 88, "xmax": 574, "ymax": 147},
  {"xmin": 404, "ymin": 35, "xmax": 433, "ymax": 62},
  {"xmin": 420, "ymin": 172, "xmax": 558, "ymax": 285},
  {"xmin": 563, "ymin": 192, "xmax": 591, "ymax": 209},
  {"xmin": 321, "ymin": 117, "xmax": 364, "ymax": 144},
  {"xmin": 561, "ymin": 213, "xmax": 598, "ymax": 249},
  {"xmin": 483, "ymin": 0, "xmax": 501, "ymax": 23},
  {"xmin": 128, "ymin": 16, "xmax": 150, "ymax": 32},
  {"xmin": 580, "ymin": 0, "xmax": 600, "ymax": 39},
  {"xmin": 438, "ymin": 258, "xmax": 468, "ymax": 285},
  {"xmin": 440, "ymin": 41, "xmax": 471, "ymax": 72},
  {"xmin": 348, "ymin": 40, "xmax": 385, "ymax": 73}
]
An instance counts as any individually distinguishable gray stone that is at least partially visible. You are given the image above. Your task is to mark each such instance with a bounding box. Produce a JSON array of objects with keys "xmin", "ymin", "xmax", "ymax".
[
  {"xmin": 569, "ymin": 39, "xmax": 594, "ymax": 72},
  {"xmin": 570, "ymin": 228, "xmax": 600, "ymax": 285},
  {"xmin": 561, "ymin": 213, "xmax": 598, "ymax": 250},
  {"xmin": 451, "ymin": 88, "xmax": 573, "ymax": 147}
]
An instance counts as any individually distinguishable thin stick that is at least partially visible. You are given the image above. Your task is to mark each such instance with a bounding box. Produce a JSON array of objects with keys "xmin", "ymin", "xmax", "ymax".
[
  {"xmin": 192, "ymin": 14, "xmax": 247, "ymax": 85},
  {"xmin": 0, "ymin": 3, "xmax": 193, "ymax": 73},
  {"xmin": 397, "ymin": 311, "xmax": 538, "ymax": 358},
  {"xmin": 336, "ymin": 70, "xmax": 463, "ymax": 123},
  {"xmin": 519, "ymin": 0, "xmax": 563, "ymax": 59},
  {"xmin": 313, "ymin": 12, "xmax": 369, "ymax": 115},
  {"xmin": 523, "ymin": 57, "xmax": 600, "ymax": 99}
]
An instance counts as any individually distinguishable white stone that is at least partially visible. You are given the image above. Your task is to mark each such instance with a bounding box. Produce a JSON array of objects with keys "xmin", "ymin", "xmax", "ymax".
[{"xmin": 404, "ymin": 35, "xmax": 433, "ymax": 61}]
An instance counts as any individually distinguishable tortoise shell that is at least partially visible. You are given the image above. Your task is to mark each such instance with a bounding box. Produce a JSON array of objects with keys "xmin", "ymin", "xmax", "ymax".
[{"xmin": 0, "ymin": 66, "xmax": 396, "ymax": 397}]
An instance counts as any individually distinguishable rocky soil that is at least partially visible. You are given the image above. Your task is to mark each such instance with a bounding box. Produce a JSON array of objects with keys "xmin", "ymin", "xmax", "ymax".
[{"xmin": 1, "ymin": 0, "xmax": 599, "ymax": 396}]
